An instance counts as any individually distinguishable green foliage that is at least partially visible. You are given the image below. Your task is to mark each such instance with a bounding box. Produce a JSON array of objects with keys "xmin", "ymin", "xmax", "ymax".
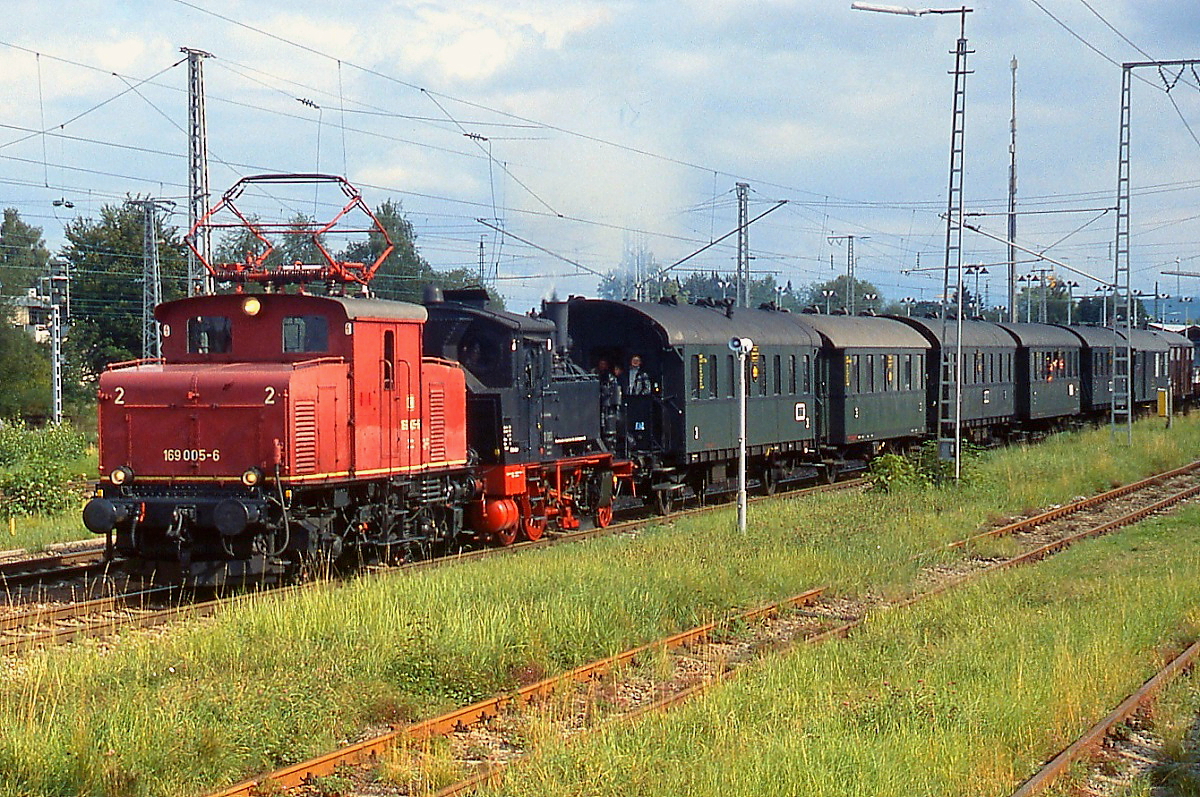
[
  {"xmin": 0, "ymin": 208, "xmax": 50, "ymax": 297},
  {"xmin": 866, "ymin": 452, "xmax": 924, "ymax": 491},
  {"xmin": 802, "ymin": 274, "xmax": 883, "ymax": 314},
  {"xmin": 0, "ymin": 460, "xmax": 75, "ymax": 518},
  {"xmin": 0, "ymin": 422, "xmax": 89, "ymax": 518},
  {"xmin": 596, "ymin": 245, "xmax": 789, "ymax": 307},
  {"xmin": 867, "ymin": 441, "xmax": 981, "ymax": 491},
  {"xmin": 59, "ymin": 203, "xmax": 187, "ymax": 382},
  {"xmin": 0, "ymin": 322, "xmax": 50, "ymax": 420}
]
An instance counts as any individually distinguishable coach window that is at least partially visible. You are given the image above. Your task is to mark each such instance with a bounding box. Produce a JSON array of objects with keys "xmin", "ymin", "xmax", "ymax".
[
  {"xmin": 803, "ymin": 354, "xmax": 812, "ymax": 393},
  {"xmin": 773, "ymin": 355, "xmax": 782, "ymax": 396},
  {"xmin": 383, "ymin": 330, "xmax": 395, "ymax": 391},
  {"xmin": 691, "ymin": 354, "xmax": 702, "ymax": 399},
  {"xmin": 726, "ymin": 354, "xmax": 735, "ymax": 398},
  {"xmin": 844, "ymin": 355, "xmax": 853, "ymax": 391},
  {"xmin": 187, "ymin": 316, "xmax": 232, "ymax": 354},
  {"xmin": 866, "ymin": 354, "xmax": 875, "ymax": 393},
  {"xmin": 788, "ymin": 354, "xmax": 797, "ymax": 394},
  {"xmin": 283, "ymin": 315, "xmax": 329, "ymax": 353},
  {"xmin": 708, "ymin": 355, "xmax": 718, "ymax": 399},
  {"xmin": 759, "ymin": 353, "xmax": 768, "ymax": 396}
]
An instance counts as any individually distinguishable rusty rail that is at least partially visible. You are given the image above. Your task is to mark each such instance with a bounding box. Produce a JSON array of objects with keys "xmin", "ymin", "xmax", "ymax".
[
  {"xmin": 942, "ymin": 460, "xmax": 1200, "ymax": 553},
  {"xmin": 1010, "ymin": 639, "xmax": 1200, "ymax": 797},
  {"xmin": 204, "ymin": 587, "xmax": 828, "ymax": 797}
]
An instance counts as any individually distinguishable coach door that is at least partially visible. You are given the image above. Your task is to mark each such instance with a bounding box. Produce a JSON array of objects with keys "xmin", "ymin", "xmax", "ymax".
[{"xmin": 382, "ymin": 328, "xmax": 415, "ymax": 472}]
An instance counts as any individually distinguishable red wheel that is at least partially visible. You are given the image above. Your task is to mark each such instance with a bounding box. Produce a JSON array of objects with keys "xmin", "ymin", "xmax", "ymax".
[
  {"xmin": 594, "ymin": 504, "xmax": 613, "ymax": 528},
  {"xmin": 522, "ymin": 515, "xmax": 547, "ymax": 542},
  {"xmin": 494, "ymin": 524, "xmax": 518, "ymax": 546}
]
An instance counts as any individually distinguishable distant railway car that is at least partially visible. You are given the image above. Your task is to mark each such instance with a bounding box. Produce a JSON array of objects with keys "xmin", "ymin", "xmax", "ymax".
[
  {"xmin": 798, "ymin": 314, "xmax": 930, "ymax": 456},
  {"xmin": 1125, "ymin": 328, "xmax": 1171, "ymax": 405},
  {"xmin": 567, "ymin": 298, "xmax": 821, "ymax": 509},
  {"xmin": 996, "ymin": 323, "xmax": 1082, "ymax": 426},
  {"xmin": 892, "ymin": 316, "xmax": 1019, "ymax": 442},
  {"xmin": 1059, "ymin": 324, "xmax": 1119, "ymax": 415},
  {"xmin": 84, "ymin": 293, "xmax": 474, "ymax": 584},
  {"xmin": 1150, "ymin": 328, "xmax": 1195, "ymax": 410}
]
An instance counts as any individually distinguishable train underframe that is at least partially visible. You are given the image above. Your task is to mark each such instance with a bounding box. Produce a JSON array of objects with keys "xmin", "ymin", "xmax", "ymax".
[{"xmin": 90, "ymin": 469, "xmax": 478, "ymax": 587}]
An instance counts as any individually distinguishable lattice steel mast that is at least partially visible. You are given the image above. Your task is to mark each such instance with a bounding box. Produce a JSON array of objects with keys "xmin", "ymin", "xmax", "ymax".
[{"xmin": 183, "ymin": 47, "xmax": 213, "ymax": 297}]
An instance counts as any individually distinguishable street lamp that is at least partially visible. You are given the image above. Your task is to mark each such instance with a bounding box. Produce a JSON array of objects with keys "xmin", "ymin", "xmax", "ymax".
[
  {"xmin": 1182, "ymin": 296, "xmax": 1194, "ymax": 325},
  {"xmin": 901, "ymin": 296, "xmax": 916, "ymax": 316},
  {"xmin": 964, "ymin": 264, "xmax": 988, "ymax": 316},
  {"xmin": 729, "ymin": 336, "xmax": 754, "ymax": 533},
  {"xmin": 1017, "ymin": 274, "xmax": 1038, "ymax": 323},
  {"xmin": 822, "ymin": 289, "xmax": 836, "ymax": 314},
  {"xmin": 854, "ymin": 0, "xmax": 973, "ymax": 481},
  {"xmin": 862, "ymin": 292, "xmax": 878, "ymax": 314},
  {"xmin": 1095, "ymin": 285, "xmax": 1113, "ymax": 326},
  {"xmin": 1063, "ymin": 280, "xmax": 1079, "ymax": 325}
]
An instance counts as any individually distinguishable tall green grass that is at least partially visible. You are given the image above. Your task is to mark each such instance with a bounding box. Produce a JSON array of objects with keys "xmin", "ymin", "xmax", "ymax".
[
  {"xmin": 485, "ymin": 507, "xmax": 1200, "ymax": 797},
  {"xmin": 0, "ymin": 417, "xmax": 1197, "ymax": 796}
]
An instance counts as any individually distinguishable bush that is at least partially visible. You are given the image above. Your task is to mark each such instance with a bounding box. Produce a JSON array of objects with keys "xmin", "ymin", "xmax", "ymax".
[
  {"xmin": 867, "ymin": 441, "xmax": 982, "ymax": 492},
  {"xmin": 0, "ymin": 421, "xmax": 88, "ymax": 467},
  {"xmin": 0, "ymin": 461, "xmax": 75, "ymax": 518},
  {"xmin": 0, "ymin": 421, "xmax": 90, "ymax": 518}
]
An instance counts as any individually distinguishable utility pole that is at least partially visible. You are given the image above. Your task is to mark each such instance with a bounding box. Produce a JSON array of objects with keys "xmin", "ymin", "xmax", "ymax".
[
  {"xmin": 127, "ymin": 198, "xmax": 176, "ymax": 359},
  {"xmin": 735, "ymin": 182, "xmax": 750, "ymax": 308},
  {"xmin": 44, "ymin": 261, "xmax": 69, "ymax": 424},
  {"xmin": 183, "ymin": 47, "xmax": 213, "ymax": 297},
  {"xmin": 1008, "ymin": 56, "xmax": 1018, "ymax": 323},
  {"xmin": 478, "ymin": 236, "xmax": 486, "ymax": 284},
  {"xmin": 827, "ymin": 234, "xmax": 867, "ymax": 315},
  {"xmin": 1112, "ymin": 59, "xmax": 1200, "ymax": 442}
]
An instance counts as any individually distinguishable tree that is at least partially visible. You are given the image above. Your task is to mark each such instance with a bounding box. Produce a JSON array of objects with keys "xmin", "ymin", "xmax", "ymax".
[
  {"xmin": 341, "ymin": 200, "xmax": 436, "ymax": 302},
  {"xmin": 0, "ymin": 322, "xmax": 50, "ymax": 419},
  {"xmin": 0, "ymin": 208, "xmax": 50, "ymax": 298},
  {"xmin": 59, "ymin": 203, "xmax": 187, "ymax": 381},
  {"xmin": 801, "ymin": 275, "xmax": 883, "ymax": 314},
  {"xmin": 596, "ymin": 244, "xmax": 678, "ymax": 301},
  {"xmin": 674, "ymin": 271, "xmax": 799, "ymax": 309}
]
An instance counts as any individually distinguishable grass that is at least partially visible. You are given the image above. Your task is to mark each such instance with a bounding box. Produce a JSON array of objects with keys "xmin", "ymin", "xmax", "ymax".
[
  {"xmin": 0, "ymin": 417, "xmax": 1197, "ymax": 795},
  {"xmin": 0, "ymin": 449, "xmax": 95, "ymax": 553},
  {"xmin": 483, "ymin": 507, "xmax": 1200, "ymax": 797}
]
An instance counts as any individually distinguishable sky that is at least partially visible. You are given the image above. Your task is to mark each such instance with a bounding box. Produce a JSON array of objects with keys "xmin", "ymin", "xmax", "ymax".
[{"xmin": 2, "ymin": 0, "xmax": 1200, "ymax": 315}]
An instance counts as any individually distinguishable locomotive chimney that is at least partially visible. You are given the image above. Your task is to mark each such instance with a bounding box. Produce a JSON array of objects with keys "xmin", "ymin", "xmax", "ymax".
[
  {"xmin": 541, "ymin": 299, "xmax": 571, "ymax": 353},
  {"xmin": 422, "ymin": 285, "xmax": 444, "ymax": 305}
]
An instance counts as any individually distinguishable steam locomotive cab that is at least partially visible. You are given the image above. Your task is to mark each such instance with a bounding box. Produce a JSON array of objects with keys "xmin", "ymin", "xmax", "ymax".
[{"xmin": 423, "ymin": 289, "xmax": 629, "ymax": 541}]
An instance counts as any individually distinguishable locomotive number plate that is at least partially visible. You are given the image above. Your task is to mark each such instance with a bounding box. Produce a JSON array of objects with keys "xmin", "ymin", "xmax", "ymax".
[{"xmin": 163, "ymin": 448, "xmax": 221, "ymax": 463}]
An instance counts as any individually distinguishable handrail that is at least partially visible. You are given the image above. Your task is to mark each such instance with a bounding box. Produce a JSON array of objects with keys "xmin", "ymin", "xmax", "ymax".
[{"xmin": 104, "ymin": 357, "xmax": 165, "ymax": 371}]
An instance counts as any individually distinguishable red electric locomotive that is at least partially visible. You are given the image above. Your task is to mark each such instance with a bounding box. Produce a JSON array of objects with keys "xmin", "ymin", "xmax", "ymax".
[{"xmin": 83, "ymin": 175, "xmax": 627, "ymax": 584}]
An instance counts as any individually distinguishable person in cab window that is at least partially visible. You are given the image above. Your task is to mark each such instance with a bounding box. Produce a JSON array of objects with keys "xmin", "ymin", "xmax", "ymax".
[{"xmin": 625, "ymin": 354, "xmax": 652, "ymax": 396}]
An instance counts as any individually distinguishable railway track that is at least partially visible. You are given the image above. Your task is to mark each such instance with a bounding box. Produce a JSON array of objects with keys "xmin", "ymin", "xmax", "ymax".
[
  {"xmin": 1008, "ymin": 640, "xmax": 1200, "ymax": 797},
  {"xmin": 200, "ymin": 462, "xmax": 1200, "ymax": 797},
  {"xmin": 0, "ymin": 477, "xmax": 867, "ymax": 657},
  {"xmin": 0, "ymin": 540, "xmax": 109, "ymax": 587}
]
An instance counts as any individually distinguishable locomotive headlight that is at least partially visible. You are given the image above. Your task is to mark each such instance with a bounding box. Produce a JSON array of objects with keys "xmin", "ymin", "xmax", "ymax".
[
  {"xmin": 109, "ymin": 466, "xmax": 134, "ymax": 486},
  {"xmin": 242, "ymin": 296, "xmax": 262, "ymax": 316},
  {"xmin": 241, "ymin": 467, "xmax": 264, "ymax": 487}
]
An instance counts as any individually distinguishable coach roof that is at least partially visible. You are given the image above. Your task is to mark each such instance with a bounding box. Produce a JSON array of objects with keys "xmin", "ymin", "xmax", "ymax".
[{"xmin": 569, "ymin": 299, "xmax": 821, "ymax": 349}]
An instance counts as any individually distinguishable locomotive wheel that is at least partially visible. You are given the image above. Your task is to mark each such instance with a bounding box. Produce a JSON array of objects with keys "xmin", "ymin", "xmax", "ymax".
[
  {"xmin": 594, "ymin": 504, "xmax": 614, "ymax": 528},
  {"xmin": 824, "ymin": 462, "xmax": 840, "ymax": 484},
  {"xmin": 522, "ymin": 515, "xmax": 547, "ymax": 542},
  {"xmin": 495, "ymin": 523, "xmax": 519, "ymax": 546},
  {"xmin": 654, "ymin": 488, "xmax": 675, "ymax": 515},
  {"xmin": 762, "ymin": 467, "xmax": 779, "ymax": 496}
]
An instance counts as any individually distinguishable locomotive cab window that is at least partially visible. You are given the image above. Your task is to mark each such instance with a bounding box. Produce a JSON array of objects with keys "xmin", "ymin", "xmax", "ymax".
[
  {"xmin": 283, "ymin": 315, "xmax": 329, "ymax": 353},
  {"xmin": 383, "ymin": 330, "xmax": 395, "ymax": 391},
  {"xmin": 187, "ymin": 316, "xmax": 232, "ymax": 354}
]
